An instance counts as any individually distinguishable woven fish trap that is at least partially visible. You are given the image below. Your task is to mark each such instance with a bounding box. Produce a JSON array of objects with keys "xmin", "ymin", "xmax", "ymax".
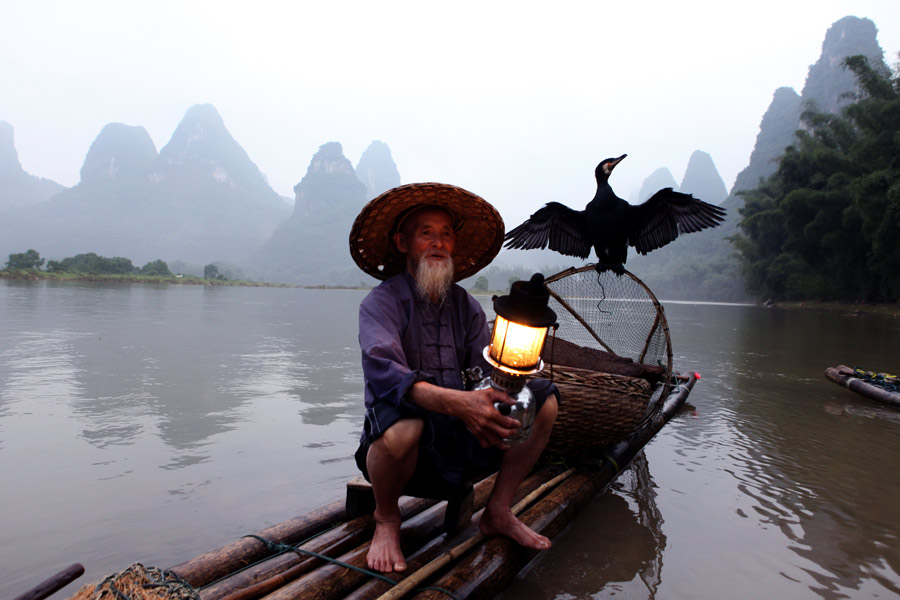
[{"xmin": 539, "ymin": 266, "xmax": 673, "ymax": 458}]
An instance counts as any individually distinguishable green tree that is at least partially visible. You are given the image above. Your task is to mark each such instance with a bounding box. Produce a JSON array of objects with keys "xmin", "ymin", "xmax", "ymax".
[
  {"xmin": 140, "ymin": 259, "xmax": 172, "ymax": 277},
  {"xmin": 5, "ymin": 249, "xmax": 44, "ymax": 270},
  {"xmin": 44, "ymin": 253, "xmax": 134, "ymax": 274},
  {"xmin": 204, "ymin": 264, "xmax": 220, "ymax": 279},
  {"xmin": 472, "ymin": 276, "xmax": 489, "ymax": 292}
]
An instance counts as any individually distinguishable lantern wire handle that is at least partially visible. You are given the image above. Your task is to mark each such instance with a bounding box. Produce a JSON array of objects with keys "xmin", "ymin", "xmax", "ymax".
[{"xmin": 548, "ymin": 323, "xmax": 558, "ymax": 383}]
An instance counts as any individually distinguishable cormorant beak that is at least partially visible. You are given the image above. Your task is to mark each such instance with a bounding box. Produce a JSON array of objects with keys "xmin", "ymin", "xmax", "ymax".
[{"xmin": 602, "ymin": 154, "xmax": 627, "ymax": 175}]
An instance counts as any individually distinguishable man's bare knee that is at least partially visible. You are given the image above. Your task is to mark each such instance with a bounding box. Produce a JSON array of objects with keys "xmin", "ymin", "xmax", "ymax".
[
  {"xmin": 373, "ymin": 418, "xmax": 423, "ymax": 461},
  {"xmin": 536, "ymin": 395, "xmax": 558, "ymax": 429}
]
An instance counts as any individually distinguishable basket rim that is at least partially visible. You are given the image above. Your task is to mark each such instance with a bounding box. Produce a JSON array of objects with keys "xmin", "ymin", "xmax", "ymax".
[{"xmin": 542, "ymin": 264, "xmax": 674, "ymax": 400}]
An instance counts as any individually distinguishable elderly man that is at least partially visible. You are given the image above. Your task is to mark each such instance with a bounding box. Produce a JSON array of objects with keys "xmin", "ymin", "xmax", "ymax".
[{"xmin": 348, "ymin": 183, "xmax": 559, "ymax": 573}]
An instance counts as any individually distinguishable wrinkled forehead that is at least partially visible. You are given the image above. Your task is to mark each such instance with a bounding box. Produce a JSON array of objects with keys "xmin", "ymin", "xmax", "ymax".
[{"xmin": 395, "ymin": 205, "xmax": 457, "ymax": 236}]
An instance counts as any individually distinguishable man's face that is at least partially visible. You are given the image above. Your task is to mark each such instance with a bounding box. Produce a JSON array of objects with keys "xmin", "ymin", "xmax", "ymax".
[{"xmin": 394, "ymin": 208, "xmax": 456, "ymax": 275}]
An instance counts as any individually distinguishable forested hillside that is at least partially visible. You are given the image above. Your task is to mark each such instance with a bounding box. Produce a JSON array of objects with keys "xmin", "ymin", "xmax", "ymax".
[
  {"xmin": 629, "ymin": 16, "xmax": 888, "ymax": 302},
  {"xmin": 734, "ymin": 56, "xmax": 900, "ymax": 303}
]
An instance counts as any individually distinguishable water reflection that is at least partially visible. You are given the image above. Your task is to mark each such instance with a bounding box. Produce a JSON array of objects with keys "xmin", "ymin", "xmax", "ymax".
[
  {"xmin": 1, "ymin": 282, "xmax": 367, "ymax": 455},
  {"xmin": 685, "ymin": 304, "xmax": 900, "ymax": 598},
  {"xmin": 503, "ymin": 453, "xmax": 666, "ymax": 599},
  {"xmin": 0, "ymin": 329, "xmax": 85, "ymax": 408},
  {"xmin": 5, "ymin": 283, "xmax": 900, "ymax": 597}
]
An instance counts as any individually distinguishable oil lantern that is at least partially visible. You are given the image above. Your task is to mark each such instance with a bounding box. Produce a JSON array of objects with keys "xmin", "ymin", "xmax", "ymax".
[{"xmin": 475, "ymin": 273, "xmax": 557, "ymax": 444}]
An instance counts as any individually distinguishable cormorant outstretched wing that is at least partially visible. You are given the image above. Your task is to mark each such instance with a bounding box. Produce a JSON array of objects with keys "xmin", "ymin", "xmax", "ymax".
[
  {"xmin": 504, "ymin": 202, "xmax": 592, "ymax": 259},
  {"xmin": 627, "ymin": 188, "xmax": 726, "ymax": 255}
]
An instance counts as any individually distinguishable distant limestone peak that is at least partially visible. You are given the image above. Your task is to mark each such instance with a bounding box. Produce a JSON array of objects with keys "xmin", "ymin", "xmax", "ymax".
[
  {"xmin": 292, "ymin": 142, "xmax": 362, "ymax": 216},
  {"xmin": 0, "ymin": 120, "xmax": 66, "ymax": 209},
  {"xmin": 156, "ymin": 103, "xmax": 270, "ymax": 190},
  {"xmin": 730, "ymin": 16, "xmax": 885, "ymax": 197},
  {"xmin": 731, "ymin": 87, "xmax": 803, "ymax": 195},
  {"xmin": 638, "ymin": 167, "xmax": 678, "ymax": 202},
  {"xmin": 305, "ymin": 141, "xmax": 356, "ymax": 176},
  {"xmin": 355, "ymin": 140, "xmax": 401, "ymax": 199},
  {"xmin": 802, "ymin": 17, "xmax": 886, "ymax": 114},
  {"xmin": 254, "ymin": 141, "xmax": 368, "ymax": 284},
  {"xmin": 680, "ymin": 150, "xmax": 727, "ymax": 205},
  {"xmin": 0, "ymin": 120, "xmax": 23, "ymax": 176},
  {"xmin": 80, "ymin": 123, "xmax": 158, "ymax": 184}
]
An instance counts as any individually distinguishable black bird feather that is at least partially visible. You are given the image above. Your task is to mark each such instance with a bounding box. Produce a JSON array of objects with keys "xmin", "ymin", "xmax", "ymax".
[{"xmin": 504, "ymin": 154, "xmax": 726, "ymax": 274}]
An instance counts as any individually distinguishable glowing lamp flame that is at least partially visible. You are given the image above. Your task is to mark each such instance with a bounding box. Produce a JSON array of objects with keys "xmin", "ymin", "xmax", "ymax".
[{"xmin": 487, "ymin": 314, "xmax": 548, "ymax": 375}]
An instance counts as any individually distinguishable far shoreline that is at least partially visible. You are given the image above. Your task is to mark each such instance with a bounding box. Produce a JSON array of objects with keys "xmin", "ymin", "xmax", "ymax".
[
  {"xmin": 4, "ymin": 271, "xmax": 898, "ymax": 317},
  {"xmin": 762, "ymin": 300, "xmax": 900, "ymax": 318}
]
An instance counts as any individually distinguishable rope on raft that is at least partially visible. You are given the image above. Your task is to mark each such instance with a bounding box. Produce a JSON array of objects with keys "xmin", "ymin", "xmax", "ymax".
[
  {"xmin": 238, "ymin": 534, "xmax": 461, "ymax": 600},
  {"xmin": 70, "ymin": 545, "xmax": 461, "ymax": 600},
  {"xmin": 853, "ymin": 367, "xmax": 900, "ymax": 393}
]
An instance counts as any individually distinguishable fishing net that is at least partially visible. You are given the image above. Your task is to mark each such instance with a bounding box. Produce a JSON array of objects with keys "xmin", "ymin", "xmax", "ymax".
[
  {"xmin": 538, "ymin": 266, "xmax": 673, "ymax": 458},
  {"xmin": 68, "ymin": 564, "xmax": 198, "ymax": 600}
]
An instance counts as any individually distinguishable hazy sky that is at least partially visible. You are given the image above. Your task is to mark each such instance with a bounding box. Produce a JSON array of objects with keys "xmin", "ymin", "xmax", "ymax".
[{"xmin": 3, "ymin": 0, "xmax": 899, "ymax": 226}]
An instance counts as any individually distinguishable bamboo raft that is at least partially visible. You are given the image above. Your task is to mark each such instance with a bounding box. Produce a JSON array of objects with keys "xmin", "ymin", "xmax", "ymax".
[
  {"xmin": 825, "ymin": 365, "xmax": 900, "ymax": 409},
  {"xmin": 15, "ymin": 267, "xmax": 698, "ymax": 600},
  {"xmin": 55, "ymin": 374, "xmax": 695, "ymax": 600}
]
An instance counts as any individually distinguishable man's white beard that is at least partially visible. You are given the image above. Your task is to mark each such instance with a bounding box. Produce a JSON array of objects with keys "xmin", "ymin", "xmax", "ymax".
[{"xmin": 414, "ymin": 254, "xmax": 454, "ymax": 304}]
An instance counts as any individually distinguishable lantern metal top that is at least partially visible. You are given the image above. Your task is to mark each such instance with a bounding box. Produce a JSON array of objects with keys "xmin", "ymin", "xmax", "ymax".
[{"xmin": 493, "ymin": 273, "xmax": 557, "ymax": 328}]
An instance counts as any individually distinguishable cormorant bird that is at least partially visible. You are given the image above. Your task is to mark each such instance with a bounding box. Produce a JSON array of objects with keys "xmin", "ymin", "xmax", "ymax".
[{"xmin": 504, "ymin": 154, "xmax": 726, "ymax": 274}]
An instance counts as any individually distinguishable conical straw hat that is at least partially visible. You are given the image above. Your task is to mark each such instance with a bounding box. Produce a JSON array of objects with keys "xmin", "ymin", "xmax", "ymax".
[{"xmin": 349, "ymin": 182, "xmax": 504, "ymax": 281}]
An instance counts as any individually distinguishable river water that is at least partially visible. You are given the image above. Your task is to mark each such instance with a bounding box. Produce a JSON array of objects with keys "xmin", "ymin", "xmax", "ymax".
[{"xmin": 2, "ymin": 280, "xmax": 898, "ymax": 599}]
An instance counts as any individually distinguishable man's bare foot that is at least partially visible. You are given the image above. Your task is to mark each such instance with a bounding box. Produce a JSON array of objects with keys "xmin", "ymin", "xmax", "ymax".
[
  {"xmin": 479, "ymin": 506, "xmax": 551, "ymax": 550},
  {"xmin": 368, "ymin": 517, "xmax": 408, "ymax": 573}
]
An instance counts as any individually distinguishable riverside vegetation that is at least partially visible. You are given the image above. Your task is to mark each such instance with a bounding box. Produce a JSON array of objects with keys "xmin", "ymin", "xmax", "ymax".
[
  {"xmin": 733, "ymin": 55, "xmax": 900, "ymax": 304},
  {"xmin": 1, "ymin": 249, "xmax": 288, "ymax": 286}
]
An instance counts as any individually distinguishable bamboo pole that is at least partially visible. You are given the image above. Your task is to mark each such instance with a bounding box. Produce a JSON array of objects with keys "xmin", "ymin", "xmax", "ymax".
[
  {"xmin": 200, "ymin": 497, "xmax": 439, "ymax": 600},
  {"xmin": 412, "ymin": 472, "xmax": 599, "ymax": 600},
  {"xmin": 216, "ymin": 520, "xmax": 439, "ymax": 600},
  {"xmin": 170, "ymin": 500, "xmax": 346, "ymax": 587},
  {"xmin": 374, "ymin": 469, "xmax": 575, "ymax": 600},
  {"xmin": 250, "ymin": 469, "xmax": 558, "ymax": 600},
  {"xmin": 826, "ymin": 365, "xmax": 900, "ymax": 408},
  {"xmin": 340, "ymin": 469, "xmax": 556, "ymax": 600},
  {"xmin": 12, "ymin": 563, "xmax": 84, "ymax": 600},
  {"xmin": 339, "ymin": 529, "xmax": 461, "ymax": 600},
  {"xmin": 201, "ymin": 511, "xmax": 377, "ymax": 600}
]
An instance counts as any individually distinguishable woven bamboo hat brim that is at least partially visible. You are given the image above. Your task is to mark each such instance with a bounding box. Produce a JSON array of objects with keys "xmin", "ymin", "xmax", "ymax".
[{"xmin": 349, "ymin": 182, "xmax": 505, "ymax": 282}]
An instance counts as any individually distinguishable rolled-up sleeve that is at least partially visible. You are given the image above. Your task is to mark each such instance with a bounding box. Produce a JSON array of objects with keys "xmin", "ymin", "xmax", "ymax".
[{"xmin": 358, "ymin": 280, "xmax": 436, "ymax": 439}]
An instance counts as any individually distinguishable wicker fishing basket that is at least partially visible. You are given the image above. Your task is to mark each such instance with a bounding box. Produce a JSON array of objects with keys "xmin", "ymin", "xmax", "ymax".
[{"xmin": 537, "ymin": 266, "xmax": 673, "ymax": 458}]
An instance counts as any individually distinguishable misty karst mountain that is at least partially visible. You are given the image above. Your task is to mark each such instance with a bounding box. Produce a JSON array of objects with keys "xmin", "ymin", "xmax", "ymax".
[
  {"xmin": 732, "ymin": 17, "xmax": 885, "ymax": 195},
  {"xmin": 251, "ymin": 142, "xmax": 373, "ymax": 285},
  {"xmin": 0, "ymin": 104, "xmax": 290, "ymax": 266},
  {"xmin": 1, "ymin": 15, "xmax": 891, "ymax": 297},
  {"xmin": 80, "ymin": 123, "xmax": 158, "ymax": 184},
  {"xmin": 802, "ymin": 16, "xmax": 888, "ymax": 115},
  {"xmin": 679, "ymin": 151, "xmax": 727, "ymax": 205},
  {"xmin": 729, "ymin": 88, "xmax": 804, "ymax": 194},
  {"xmin": 0, "ymin": 121, "xmax": 66, "ymax": 211},
  {"xmin": 355, "ymin": 140, "xmax": 401, "ymax": 199},
  {"xmin": 637, "ymin": 168, "xmax": 679, "ymax": 203},
  {"xmin": 628, "ymin": 15, "xmax": 890, "ymax": 300},
  {"xmin": 1, "ymin": 105, "xmax": 400, "ymax": 284}
]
